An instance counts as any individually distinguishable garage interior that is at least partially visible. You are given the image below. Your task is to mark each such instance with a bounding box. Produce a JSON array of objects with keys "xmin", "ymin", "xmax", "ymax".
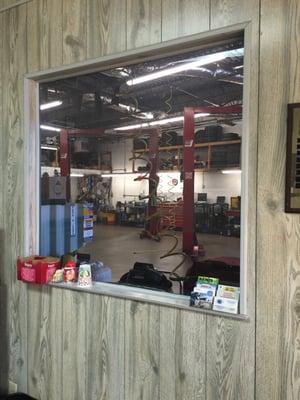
[{"xmin": 39, "ymin": 36, "xmax": 243, "ymax": 295}]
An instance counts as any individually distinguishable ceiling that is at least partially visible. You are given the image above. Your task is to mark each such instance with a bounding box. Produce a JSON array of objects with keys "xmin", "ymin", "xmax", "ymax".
[{"xmin": 39, "ymin": 36, "xmax": 244, "ymax": 143}]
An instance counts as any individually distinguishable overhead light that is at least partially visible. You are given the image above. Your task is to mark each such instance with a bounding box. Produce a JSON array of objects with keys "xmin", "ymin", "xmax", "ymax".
[
  {"xmin": 41, "ymin": 145, "xmax": 58, "ymax": 151},
  {"xmin": 234, "ymin": 65, "xmax": 244, "ymax": 70},
  {"xmin": 70, "ymin": 173, "xmax": 84, "ymax": 177},
  {"xmin": 137, "ymin": 112, "xmax": 154, "ymax": 120},
  {"xmin": 221, "ymin": 169, "xmax": 241, "ymax": 174},
  {"xmin": 114, "ymin": 113, "xmax": 210, "ymax": 131},
  {"xmin": 40, "ymin": 100, "xmax": 63, "ymax": 110},
  {"xmin": 40, "ymin": 125, "xmax": 61, "ymax": 132},
  {"xmin": 101, "ymin": 96, "xmax": 154, "ymax": 120},
  {"xmin": 126, "ymin": 48, "xmax": 244, "ymax": 86}
]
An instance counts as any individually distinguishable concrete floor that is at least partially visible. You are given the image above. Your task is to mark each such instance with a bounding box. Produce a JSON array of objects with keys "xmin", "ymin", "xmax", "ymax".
[{"xmin": 79, "ymin": 224, "xmax": 240, "ymax": 290}]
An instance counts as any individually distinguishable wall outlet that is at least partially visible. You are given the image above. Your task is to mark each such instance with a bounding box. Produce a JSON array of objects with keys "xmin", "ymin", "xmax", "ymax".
[{"xmin": 8, "ymin": 380, "xmax": 18, "ymax": 394}]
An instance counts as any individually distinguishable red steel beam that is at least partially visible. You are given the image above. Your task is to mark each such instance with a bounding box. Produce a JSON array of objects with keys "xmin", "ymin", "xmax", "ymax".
[
  {"xmin": 182, "ymin": 107, "xmax": 196, "ymax": 255},
  {"xmin": 193, "ymin": 105, "xmax": 242, "ymax": 114}
]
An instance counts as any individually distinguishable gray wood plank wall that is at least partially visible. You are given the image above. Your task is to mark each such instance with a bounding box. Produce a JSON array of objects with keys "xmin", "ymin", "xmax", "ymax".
[{"xmin": 0, "ymin": 0, "xmax": 297, "ymax": 399}]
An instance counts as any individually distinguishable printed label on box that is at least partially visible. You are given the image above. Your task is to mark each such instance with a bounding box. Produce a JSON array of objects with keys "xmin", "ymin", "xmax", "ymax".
[
  {"xmin": 213, "ymin": 296, "xmax": 239, "ymax": 314},
  {"xmin": 21, "ymin": 267, "xmax": 36, "ymax": 282}
]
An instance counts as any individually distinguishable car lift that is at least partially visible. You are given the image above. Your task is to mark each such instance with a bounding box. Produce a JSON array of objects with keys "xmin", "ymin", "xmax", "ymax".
[
  {"xmin": 182, "ymin": 105, "xmax": 242, "ymax": 257},
  {"xmin": 58, "ymin": 104, "xmax": 242, "ymax": 259}
]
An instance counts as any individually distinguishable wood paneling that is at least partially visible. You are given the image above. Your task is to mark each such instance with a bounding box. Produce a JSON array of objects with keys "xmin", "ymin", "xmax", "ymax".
[
  {"xmin": 210, "ymin": 0, "xmax": 257, "ymax": 29},
  {"xmin": 0, "ymin": 0, "xmax": 31, "ymax": 12},
  {"xmin": 206, "ymin": 317, "xmax": 254, "ymax": 400},
  {"xmin": 162, "ymin": 0, "xmax": 209, "ymax": 41},
  {"xmin": 87, "ymin": 0, "xmax": 126, "ymax": 59},
  {"xmin": 62, "ymin": 290, "xmax": 88, "ymax": 400},
  {"xmin": 124, "ymin": 301, "xmax": 160, "ymax": 400},
  {"xmin": 159, "ymin": 308, "xmax": 206, "ymax": 400},
  {"xmin": 2, "ymin": 0, "xmax": 300, "ymax": 399},
  {"xmin": 0, "ymin": 14, "xmax": 7, "ymax": 393},
  {"xmin": 27, "ymin": 287, "xmax": 63, "ymax": 400},
  {"xmin": 283, "ymin": 3, "xmax": 300, "ymax": 398},
  {"xmin": 127, "ymin": 0, "xmax": 161, "ymax": 49},
  {"xmin": 86, "ymin": 295, "xmax": 125, "ymax": 400},
  {"xmin": 256, "ymin": 0, "xmax": 289, "ymax": 399},
  {"xmin": 2, "ymin": 5, "xmax": 28, "ymax": 392},
  {"xmin": 27, "ymin": 0, "xmax": 63, "ymax": 71},
  {"xmin": 287, "ymin": 0, "xmax": 300, "ymax": 104},
  {"xmin": 62, "ymin": 0, "xmax": 87, "ymax": 64},
  {"xmin": 26, "ymin": 5, "xmax": 63, "ymax": 397}
]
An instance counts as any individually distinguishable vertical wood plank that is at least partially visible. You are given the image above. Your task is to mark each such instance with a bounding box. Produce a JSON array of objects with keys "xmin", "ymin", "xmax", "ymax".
[
  {"xmin": 206, "ymin": 318, "xmax": 254, "ymax": 400},
  {"xmin": 87, "ymin": 0, "xmax": 126, "ymax": 59},
  {"xmin": 159, "ymin": 308, "xmax": 206, "ymax": 400},
  {"xmin": 62, "ymin": 290, "xmax": 88, "ymax": 400},
  {"xmin": 86, "ymin": 295, "xmax": 125, "ymax": 400},
  {"xmin": 162, "ymin": 0, "xmax": 209, "ymax": 41},
  {"xmin": 206, "ymin": 6, "xmax": 259, "ymax": 397},
  {"xmin": 126, "ymin": 0, "xmax": 162, "ymax": 50},
  {"xmin": 270, "ymin": 1, "xmax": 300, "ymax": 400},
  {"xmin": 124, "ymin": 301, "xmax": 160, "ymax": 400},
  {"xmin": 210, "ymin": 0, "xmax": 257, "ymax": 29},
  {"xmin": 287, "ymin": 0, "xmax": 300, "ymax": 104},
  {"xmin": 0, "ymin": 13, "xmax": 8, "ymax": 395},
  {"xmin": 26, "ymin": 1, "xmax": 64, "ymax": 397},
  {"xmin": 27, "ymin": 287, "xmax": 63, "ymax": 400},
  {"xmin": 2, "ymin": 5, "xmax": 28, "ymax": 392},
  {"xmin": 62, "ymin": 0, "xmax": 87, "ymax": 64},
  {"xmin": 256, "ymin": 0, "xmax": 289, "ymax": 399},
  {"xmin": 27, "ymin": 0, "xmax": 63, "ymax": 71}
]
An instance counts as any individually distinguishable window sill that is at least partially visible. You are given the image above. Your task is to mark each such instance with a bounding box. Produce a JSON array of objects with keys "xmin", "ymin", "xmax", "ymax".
[{"xmin": 48, "ymin": 281, "xmax": 249, "ymax": 321}]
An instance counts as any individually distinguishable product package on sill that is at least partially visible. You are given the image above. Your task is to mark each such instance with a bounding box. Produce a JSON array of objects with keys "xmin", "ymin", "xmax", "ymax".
[
  {"xmin": 17, "ymin": 251, "xmax": 112, "ymax": 287},
  {"xmin": 190, "ymin": 275, "xmax": 240, "ymax": 314},
  {"xmin": 17, "ymin": 256, "xmax": 60, "ymax": 284}
]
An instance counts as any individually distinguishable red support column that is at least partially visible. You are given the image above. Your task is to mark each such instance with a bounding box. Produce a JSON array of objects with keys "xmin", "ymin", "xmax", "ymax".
[{"xmin": 182, "ymin": 107, "xmax": 195, "ymax": 255}]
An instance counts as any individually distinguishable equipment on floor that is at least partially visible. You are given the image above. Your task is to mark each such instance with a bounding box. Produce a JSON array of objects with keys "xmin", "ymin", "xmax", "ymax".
[{"xmin": 119, "ymin": 262, "xmax": 173, "ymax": 292}]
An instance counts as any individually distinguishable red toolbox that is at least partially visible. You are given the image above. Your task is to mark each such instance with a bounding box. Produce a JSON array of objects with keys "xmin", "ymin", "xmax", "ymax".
[
  {"xmin": 158, "ymin": 201, "xmax": 183, "ymax": 230},
  {"xmin": 17, "ymin": 256, "xmax": 61, "ymax": 284}
]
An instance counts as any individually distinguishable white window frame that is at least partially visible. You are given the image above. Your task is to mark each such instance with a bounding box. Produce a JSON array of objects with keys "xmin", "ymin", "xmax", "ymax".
[{"xmin": 24, "ymin": 23, "xmax": 257, "ymax": 317}]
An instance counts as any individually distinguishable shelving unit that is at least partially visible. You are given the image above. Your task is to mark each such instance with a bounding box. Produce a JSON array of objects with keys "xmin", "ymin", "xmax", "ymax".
[{"xmin": 132, "ymin": 139, "xmax": 241, "ymax": 173}]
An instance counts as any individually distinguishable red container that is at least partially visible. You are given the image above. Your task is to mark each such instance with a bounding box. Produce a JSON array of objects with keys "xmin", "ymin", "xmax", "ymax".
[
  {"xmin": 17, "ymin": 256, "xmax": 61, "ymax": 284},
  {"xmin": 63, "ymin": 261, "xmax": 77, "ymax": 283}
]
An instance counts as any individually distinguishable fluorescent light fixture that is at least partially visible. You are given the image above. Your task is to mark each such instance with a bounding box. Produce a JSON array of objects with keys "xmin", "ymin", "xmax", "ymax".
[
  {"xmin": 40, "ymin": 100, "xmax": 62, "ymax": 110},
  {"xmin": 100, "ymin": 95, "xmax": 154, "ymax": 120},
  {"xmin": 221, "ymin": 169, "xmax": 241, "ymax": 174},
  {"xmin": 41, "ymin": 145, "xmax": 58, "ymax": 151},
  {"xmin": 40, "ymin": 125, "xmax": 61, "ymax": 132},
  {"xmin": 126, "ymin": 48, "xmax": 244, "ymax": 86},
  {"xmin": 114, "ymin": 112, "xmax": 210, "ymax": 131},
  {"xmin": 234, "ymin": 65, "xmax": 244, "ymax": 70},
  {"xmin": 138, "ymin": 112, "xmax": 154, "ymax": 120},
  {"xmin": 70, "ymin": 173, "xmax": 84, "ymax": 177}
]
